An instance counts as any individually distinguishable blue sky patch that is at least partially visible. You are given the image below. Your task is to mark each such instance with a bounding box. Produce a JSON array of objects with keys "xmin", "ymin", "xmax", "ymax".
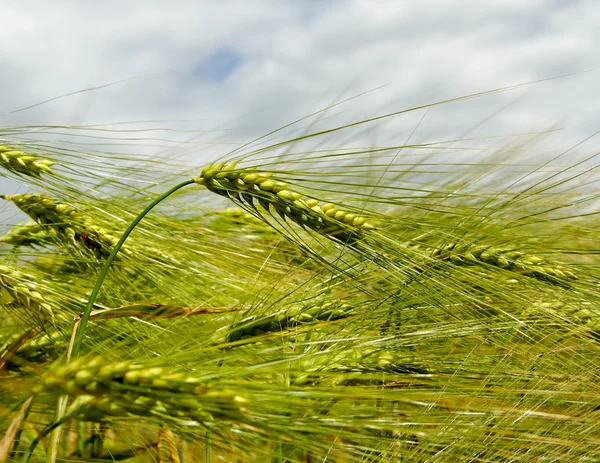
[{"xmin": 193, "ymin": 48, "xmax": 243, "ymax": 82}]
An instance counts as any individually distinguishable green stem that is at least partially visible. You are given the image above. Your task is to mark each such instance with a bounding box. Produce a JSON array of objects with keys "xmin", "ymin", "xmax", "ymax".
[
  {"xmin": 76, "ymin": 421, "xmax": 85, "ymax": 457},
  {"xmin": 44, "ymin": 395, "xmax": 68, "ymax": 462},
  {"xmin": 180, "ymin": 439, "xmax": 188, "ymax": 463},
  {"xmin": 37, "ymin": 179, "xmax": 195, "ymax": 463},
  {"xmin": 20, "ymin": 418, "xmax": 69, "ymax": 463},
  {"xmin": 70, "ymin": 179, "xmax": 194, "ymax": 359},
  {"xmin": 206, "ymin": 429, "xmax": 212, "ymax": 463},
  {"xmin": 45, "ymin": 320, "xmax": 80, "ymax": 463}
]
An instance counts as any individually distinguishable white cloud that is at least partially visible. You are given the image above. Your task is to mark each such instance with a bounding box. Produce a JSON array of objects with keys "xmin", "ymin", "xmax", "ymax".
[{"xmin": 0, "ymin": 0, "xmax": 598, "ymax": 162}]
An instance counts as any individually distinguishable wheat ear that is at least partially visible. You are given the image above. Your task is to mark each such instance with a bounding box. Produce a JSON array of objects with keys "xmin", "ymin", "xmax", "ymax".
[
  {"xmin": 34, "ymin": 357, "xmax": 248, "ymax": 424},
  {"xmin": 295, "ymin": 347, "xmax": 429, "ymax": 385},
  {"xmin": 13, "ymin": 329, "xmax": 67, "ymax": 361},
  {"xmin": 407, "ymin": 240, "xmax": 577, "ymax": 284},
  {"xmin": 0, "ymin": 145, "xmax": 54, "ymax": 177},
  {"xmin": 194, "ymin": 163, "xmax": 376, "ymax": 243},
  {"xmin": 227, "ymin": 300, "xmax": 356, "ymax": 342},
  {"xmin": 0, "ymin": 221, "xmax": 58, "ymax": 247},
  {"xmin": 0, "ymin": 194, "xmax": 124, "ymax": 257},
  {"xmin": 525, "ymin": 299, "xmax": 600, "ymax": 335},
  {"xmin": 0, "ymin": 264, "xmax": 54, "ymax": 319}
]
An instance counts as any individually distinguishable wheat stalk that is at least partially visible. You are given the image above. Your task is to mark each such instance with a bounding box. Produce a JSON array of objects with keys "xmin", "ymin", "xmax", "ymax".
[
  {"xmin": 83, "ymin": 303, "xmax": 240, "ymax": 321},
  {"xmin": 0, "ymin": 145, "xmax": 55, "ymax": 178}
]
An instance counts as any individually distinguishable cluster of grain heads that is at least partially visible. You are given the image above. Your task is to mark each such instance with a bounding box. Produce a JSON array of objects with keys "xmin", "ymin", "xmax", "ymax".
[
  {"xmin": 226, "ymin": 300, "xmax": 356, "ymax": 342},
  {"xmin": 0, "ymin": 194, "xmax": 124, "ymax": 258},
  {"xmin": 0, "ymin": 221, "xmax": 57, "ymax": 247},
  {"xmin": 406, "ymin": 240, "xmax": 577, "ymax": 286},
  {"xmin": 34, "ymin": 357, "xmax": 248, "ymax": 424},
  {"xmin": 64, "ymin": 393, "xmax": 222, "ymax": 425},
  {"xmin": 0, "ymin": 263, "xmax": 54, "ymax": 319},
  {"xmin": 524, "ymin": 299, "xmax": 600, "ymax": 338},
  {"xmin": 0, "ymin": 325, "xmax": 41, "ymax": 370},
  {"xmin": 0, "ymin": 145, "xmax": 54, "ymax": 178},
  {"xmin": 14, "ymin": 328, "xmax": 68, "ymax": 362},
  {"xmin": 570, "ymin": 306, "xmax": 600, "ymax": 335},
  {"xmin": 294, "ymin": 347, "xmax": 429, "ymax": 385},
  {"xmin": 194, "ymin": 163, "xmax": 376, "ymax": 244}
]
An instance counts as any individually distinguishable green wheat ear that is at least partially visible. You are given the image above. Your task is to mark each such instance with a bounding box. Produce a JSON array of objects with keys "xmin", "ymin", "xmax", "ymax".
[
  {"xmin": 33, "ymin": 356, "xmax": 249, "ymax": 423},
  {"xmin": 0, "ymin": 193, "xmax": 125, "ymax": 257},
  {"xmin": 407, "ymin": 238, "xmax": 578, "ymax": 285},
  {"xmin": 0, "ymin": 221, "xmax": 58, "ymax": 247},
  {"xmin": 194, "ymin": 163, "xmax": 376, "ymax": 244},
  {"xmin": 225, "ymin": 299, "xmax": 356, "ymax": 342},
  {"xmin": 0, "ymin": 145, "xmax": 55, "ymax": 177},
  {"xmin": 0, "ymin": 263, "xmax": 54, "ymax": 319}
]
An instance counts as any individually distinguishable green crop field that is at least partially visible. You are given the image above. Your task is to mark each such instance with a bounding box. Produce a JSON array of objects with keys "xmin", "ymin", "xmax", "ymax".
[{"xmin": 1, "ymin": 84, "xmax": 599, "ymax": 462}]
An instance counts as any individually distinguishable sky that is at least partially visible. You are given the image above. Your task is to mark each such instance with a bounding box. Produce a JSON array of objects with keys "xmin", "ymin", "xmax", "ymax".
[{"xmin": 0, "ymin": 0, "xmax": 599, "ymax": 166}]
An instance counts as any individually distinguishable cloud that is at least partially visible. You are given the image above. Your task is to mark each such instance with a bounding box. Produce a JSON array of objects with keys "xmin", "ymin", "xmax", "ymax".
[{"xmin": 0, "ymin": 0, "xmax": 598, "ymax": 161}]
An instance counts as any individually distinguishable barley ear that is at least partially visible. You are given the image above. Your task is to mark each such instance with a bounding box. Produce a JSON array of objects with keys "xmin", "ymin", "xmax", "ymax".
[
  {"xmin": 194, "ymin": 165, "xmax": 376, "ymax": 243},
  {"xmin": 227, "ymin": 300, "xmax": 356, "ymax": 342},
  {"xmin": 0, "ymin": 264, "xmax": 54, "ymax": 319},
  {"xmin": 409, "ymin": 240, "xmax": 577, "ymax": 286},
  {"xmin": 0, "ymin": 221, "xmax": 58, "ymax": 247},
  {"xmin": 0, "ymin": 145, "xmax": 55, "ymax": 178},
  {"xmin": 0, "ymin": 194, "xmax": 125, "ymax": 257}
]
